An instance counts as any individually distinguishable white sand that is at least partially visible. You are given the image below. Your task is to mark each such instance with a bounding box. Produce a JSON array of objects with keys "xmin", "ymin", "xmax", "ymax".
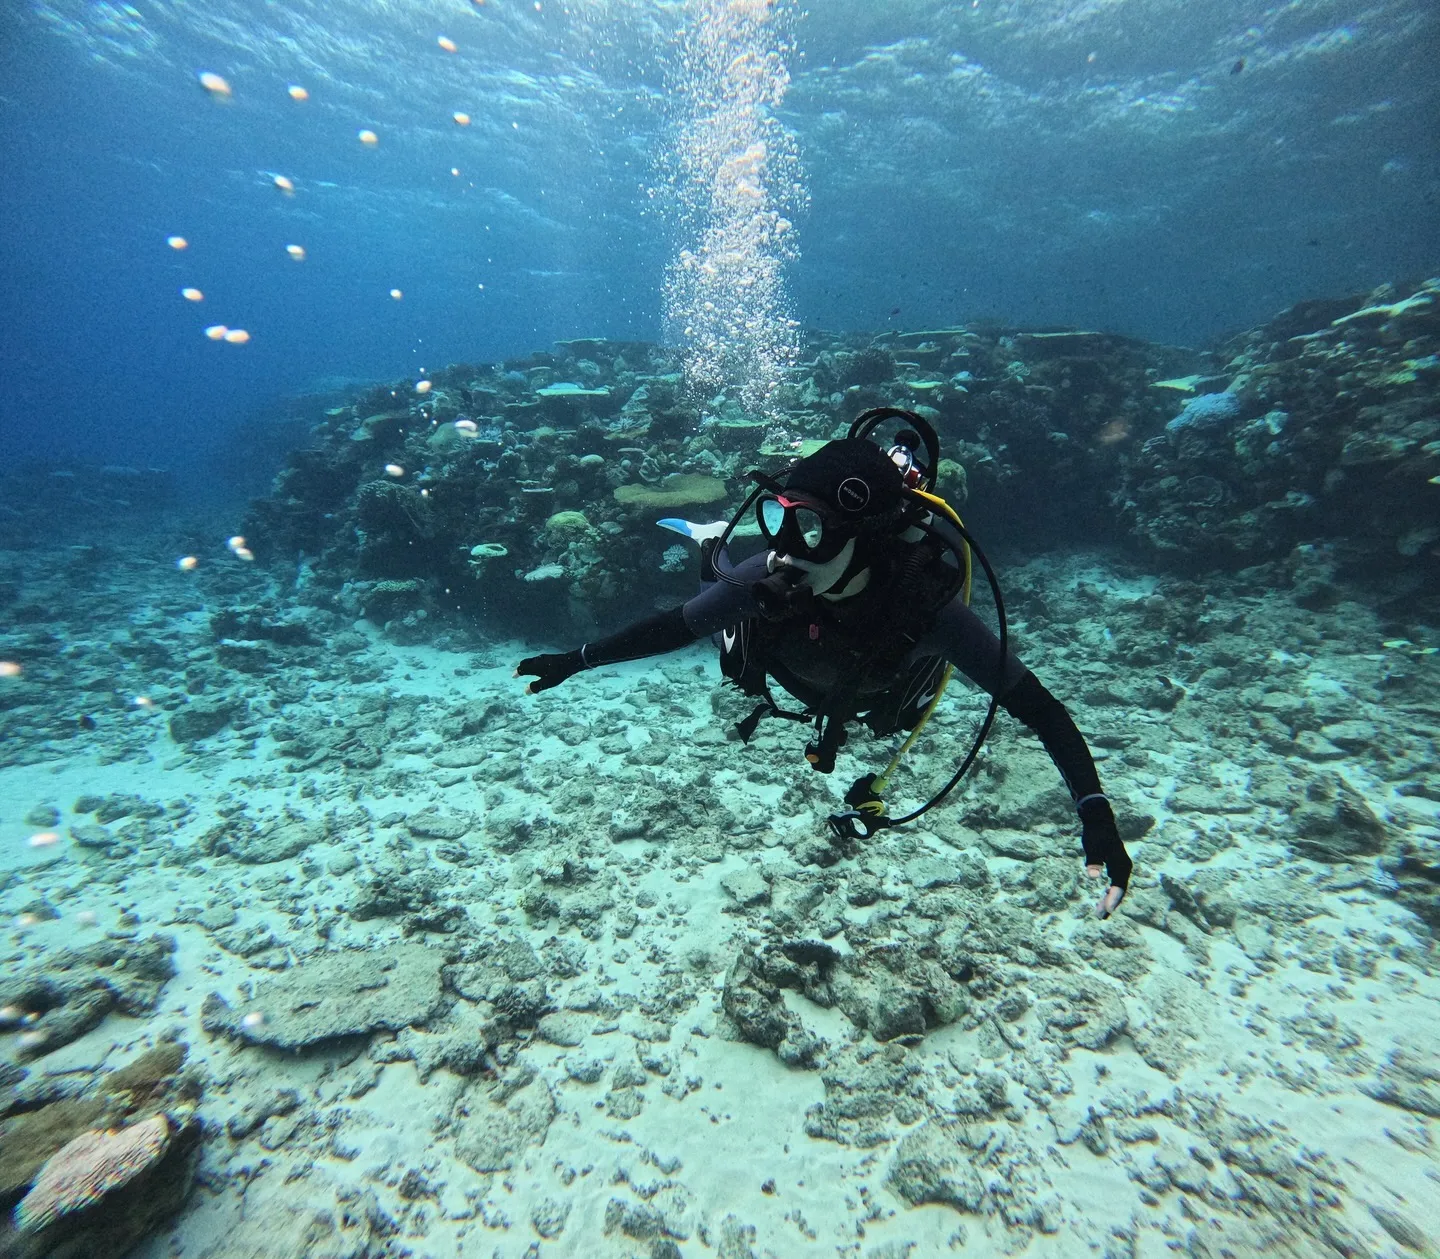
[{"xmin": 3, "ymin": 607, "xmax": 1439, "ymax": 1259}]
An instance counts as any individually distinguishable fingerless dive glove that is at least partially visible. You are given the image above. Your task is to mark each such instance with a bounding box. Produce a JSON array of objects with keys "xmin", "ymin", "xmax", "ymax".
[
  {"xmin": 1078, "ymin": 793, "xmax": 1132, "ymax": 894},
  {"xmin": 516, "ymin": 650, "xmax": 585, "ymax": 693}
]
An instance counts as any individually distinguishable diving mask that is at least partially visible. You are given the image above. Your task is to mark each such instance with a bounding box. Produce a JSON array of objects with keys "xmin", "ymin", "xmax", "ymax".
[{"xmin": 753, "ymin": 476, "xmax": 853, "ymax": 564}]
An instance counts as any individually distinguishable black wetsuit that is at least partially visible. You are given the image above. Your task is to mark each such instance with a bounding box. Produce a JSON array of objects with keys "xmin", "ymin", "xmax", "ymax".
[
  {"xmin": 686, "ymin": 548, "xmax": 1026, "ymax": 700},
  {"xmin": 533, "ymin": 545, "xmax": 1133, "ymax": 894}
]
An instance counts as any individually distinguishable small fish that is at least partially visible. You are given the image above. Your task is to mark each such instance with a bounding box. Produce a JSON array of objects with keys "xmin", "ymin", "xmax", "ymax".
[
  {"xmin": 1230, "ymin": 58, "xmax": 1245, "ymax": 75},
  {"xmin": 78, "ymin": 714, "xmax": 97, "ymax": 731}
]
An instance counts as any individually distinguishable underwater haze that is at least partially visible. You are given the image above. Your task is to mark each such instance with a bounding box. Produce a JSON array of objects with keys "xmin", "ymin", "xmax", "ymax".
[
  {"xmin": 1, "ymin": 0, "xmax": 1437, "ymax": 468},
  {"xmin": 2, "ymin": 2, "xmax": 1440, "ymax": 1259}
]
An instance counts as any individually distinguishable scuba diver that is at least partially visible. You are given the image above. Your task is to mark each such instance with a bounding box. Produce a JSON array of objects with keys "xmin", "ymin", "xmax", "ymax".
[{"xmin": 517, "ymin": 408, "xmax": 1132, "ymax": 919}]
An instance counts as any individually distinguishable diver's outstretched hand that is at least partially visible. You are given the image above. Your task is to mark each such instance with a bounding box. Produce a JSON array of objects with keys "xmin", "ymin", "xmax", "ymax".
[
  {"xmin": 1079, "ymin": 796, "xmax": 1132, "ymax": 920},
  {"xmin": 515, "ymin": 650, "xmax": 584, "ymax": 694},
  {"xmin": 1085, "ymin": 867, "xmax": 1127, "ymax": 920}
]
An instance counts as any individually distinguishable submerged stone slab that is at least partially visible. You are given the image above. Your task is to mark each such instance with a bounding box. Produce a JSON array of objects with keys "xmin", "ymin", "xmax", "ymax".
[
  {"xmin": 433, "ymin": 746, "xmax": 489, "ymax": 769},
  {"xmin": 720, "ymin": 867, "xmax": 770, "ymax": 907},
  {"xmin": 406, "ymin": 811, "xmax": 472, "ymax": 840},
  {"xmin": 904, "ymin": 854, "xmax": 988, "ymax": 890},
  {"xmin": 888, "ymin": 1119, "xmax": 987, "ymax": 1210},
  {"xmin": 223, "ymin": 821, "xmax": 321, "ymax": 864},
  {"xmin": 202, "ymin": 945, "xmax": 445, "ymax": 1050},
  {"xmin": 535, "ymin": 1012, "xmax": 590, "ymax": 1047},
  {"xmin": 168, "ymin": 699, "xmax": 239, "ymax": 743},
  {"xmin": 453, "ymin": 1072, "xmax": 557, "ymax": 1173},
  {"xmin": 1319, "ymin": 720, "xmax": 1374, "ymax": 750},
  {"xmin": 1167, "ymin": 785, "xmax": 1251, "ymax": 814}
]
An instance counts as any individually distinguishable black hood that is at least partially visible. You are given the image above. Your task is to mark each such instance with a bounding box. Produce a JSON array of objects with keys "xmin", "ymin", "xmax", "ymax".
[{"xmin": 783, "ymin": 439, "xmax": 906, "ymax": 523}]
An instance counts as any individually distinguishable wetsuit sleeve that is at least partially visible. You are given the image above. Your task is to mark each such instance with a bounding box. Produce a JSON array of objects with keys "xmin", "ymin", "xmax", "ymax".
[
  {"xmin": 918, "ymin": 598, "xmax": 1029, "ymax": 696},
  {"xmin": 918, "ymin": 598, "xmax": 1101, "ymax": 799},
  {"xmin": 519, "ymin": 604, "xmax": 702, "ymax": 691},
  {"xmin": 999, "ymin": 672, "xmax": 1102, "ymax": 800},
  {"xmin": 680, "ymin": 550, "xmax": 769, "ymax": 637},
  {"xmin": 564, "ymin": 549, "xmax": 768, "ymax": 672},
  {"xmin": 920, "ymin": 597, "xmax": 1131, "ymax": 891},
  {"xmin": 1001, "ymin": 672, "xmax": 1132, "ymax": 893},
  {"xmin": 579, "ymin": 606, "xmax": 697, "ymax": 666}
]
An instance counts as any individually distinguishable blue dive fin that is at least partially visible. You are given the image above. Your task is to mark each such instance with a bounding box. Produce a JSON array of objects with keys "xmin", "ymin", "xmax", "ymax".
[{"xmin": 657, "ymin": 518, "xmax": 728, "ymax": 543}]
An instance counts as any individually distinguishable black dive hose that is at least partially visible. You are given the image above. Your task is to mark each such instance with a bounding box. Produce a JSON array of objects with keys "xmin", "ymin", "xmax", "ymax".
[
  {"xmin": 887, "ymin": 515, "xmax": 1006, "ymax": 825},
  {"xmin": 833, "ymin": 514, "xmax": 1008, "ymax": 835}
]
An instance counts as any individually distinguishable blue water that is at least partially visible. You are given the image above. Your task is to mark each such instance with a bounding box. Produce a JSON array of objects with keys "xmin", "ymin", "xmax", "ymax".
[{"xmin": 2, "ymin": 0, "xmax": 1435, "ymax": 476}]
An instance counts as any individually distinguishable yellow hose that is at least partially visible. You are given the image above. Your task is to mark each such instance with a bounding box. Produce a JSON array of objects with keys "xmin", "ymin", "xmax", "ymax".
[
  {"xmin": 908, "ymin": 486, "xmax": 971, "ymax": 606},
  {"xmin": 871, "ymin": 662, "xmax": 954, "ymax": 795}
]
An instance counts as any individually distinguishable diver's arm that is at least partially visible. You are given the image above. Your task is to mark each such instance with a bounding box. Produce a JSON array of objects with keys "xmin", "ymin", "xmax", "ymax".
[
  {"xmin": 922, "ymin": 599, "xmax": 1132, "ymax": 914},
  {"xmin": 516, "ymin": 552, "xmax": 766, "ymax": 693},
  {"xmin": 1000, "ymin": 672, "xmax": 1132, "ymax": 914},
  {"xmin": 516, "ymin": 607, "xmax": 697, "ymax": 693},
  {"xmin": 677, "ymin": 549, "xmax": 768, "ymax": 634}
]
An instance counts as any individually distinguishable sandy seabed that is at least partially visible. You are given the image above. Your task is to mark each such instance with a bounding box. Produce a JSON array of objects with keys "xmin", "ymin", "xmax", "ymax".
[{"xmin": 2, "ymin": 543, "xmax": 1439, "ymax": 1259}]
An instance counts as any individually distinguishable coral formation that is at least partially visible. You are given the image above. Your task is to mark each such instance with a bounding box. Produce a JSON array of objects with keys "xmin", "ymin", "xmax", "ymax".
[
  {"xmin": 613, "ymin": 474, "xmax": 728, "ymax": 510},
  {"xmin": 16, "ymin": 1114, "xmax": 173, "ymax": 1232},
  {"xmin": 236, "ymin": 281, "xmax": 1437, "ymax": 645},
  {"xmin": 0, "ymin": 1038, "xmax": 200, "ymax": 1258},
  {"xmin": 0, "ymin": 935, "xmax": 177, "ymax": 1057}
]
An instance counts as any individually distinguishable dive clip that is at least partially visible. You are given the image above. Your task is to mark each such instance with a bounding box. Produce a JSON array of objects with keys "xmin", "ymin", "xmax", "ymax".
[{"xmin": 827, "ymin": 774, "xmax": 890, "ymax": 841}]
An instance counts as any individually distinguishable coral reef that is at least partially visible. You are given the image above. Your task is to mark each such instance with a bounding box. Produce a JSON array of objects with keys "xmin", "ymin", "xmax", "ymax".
[
  {"xmin": 237, "ymin": 281, "xmax": 1438, "ymax": 646},
  {"xmin": 16, "ymin": 1113, "xmax": 174, "ymax": 1232},
  {"xmin": 0, "ymin": 935, "xmax": 177, "ymax": 1057},
  {"xmin": 1118, "ymin": 277, "xmax": 1440, "ymax": 563}
]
